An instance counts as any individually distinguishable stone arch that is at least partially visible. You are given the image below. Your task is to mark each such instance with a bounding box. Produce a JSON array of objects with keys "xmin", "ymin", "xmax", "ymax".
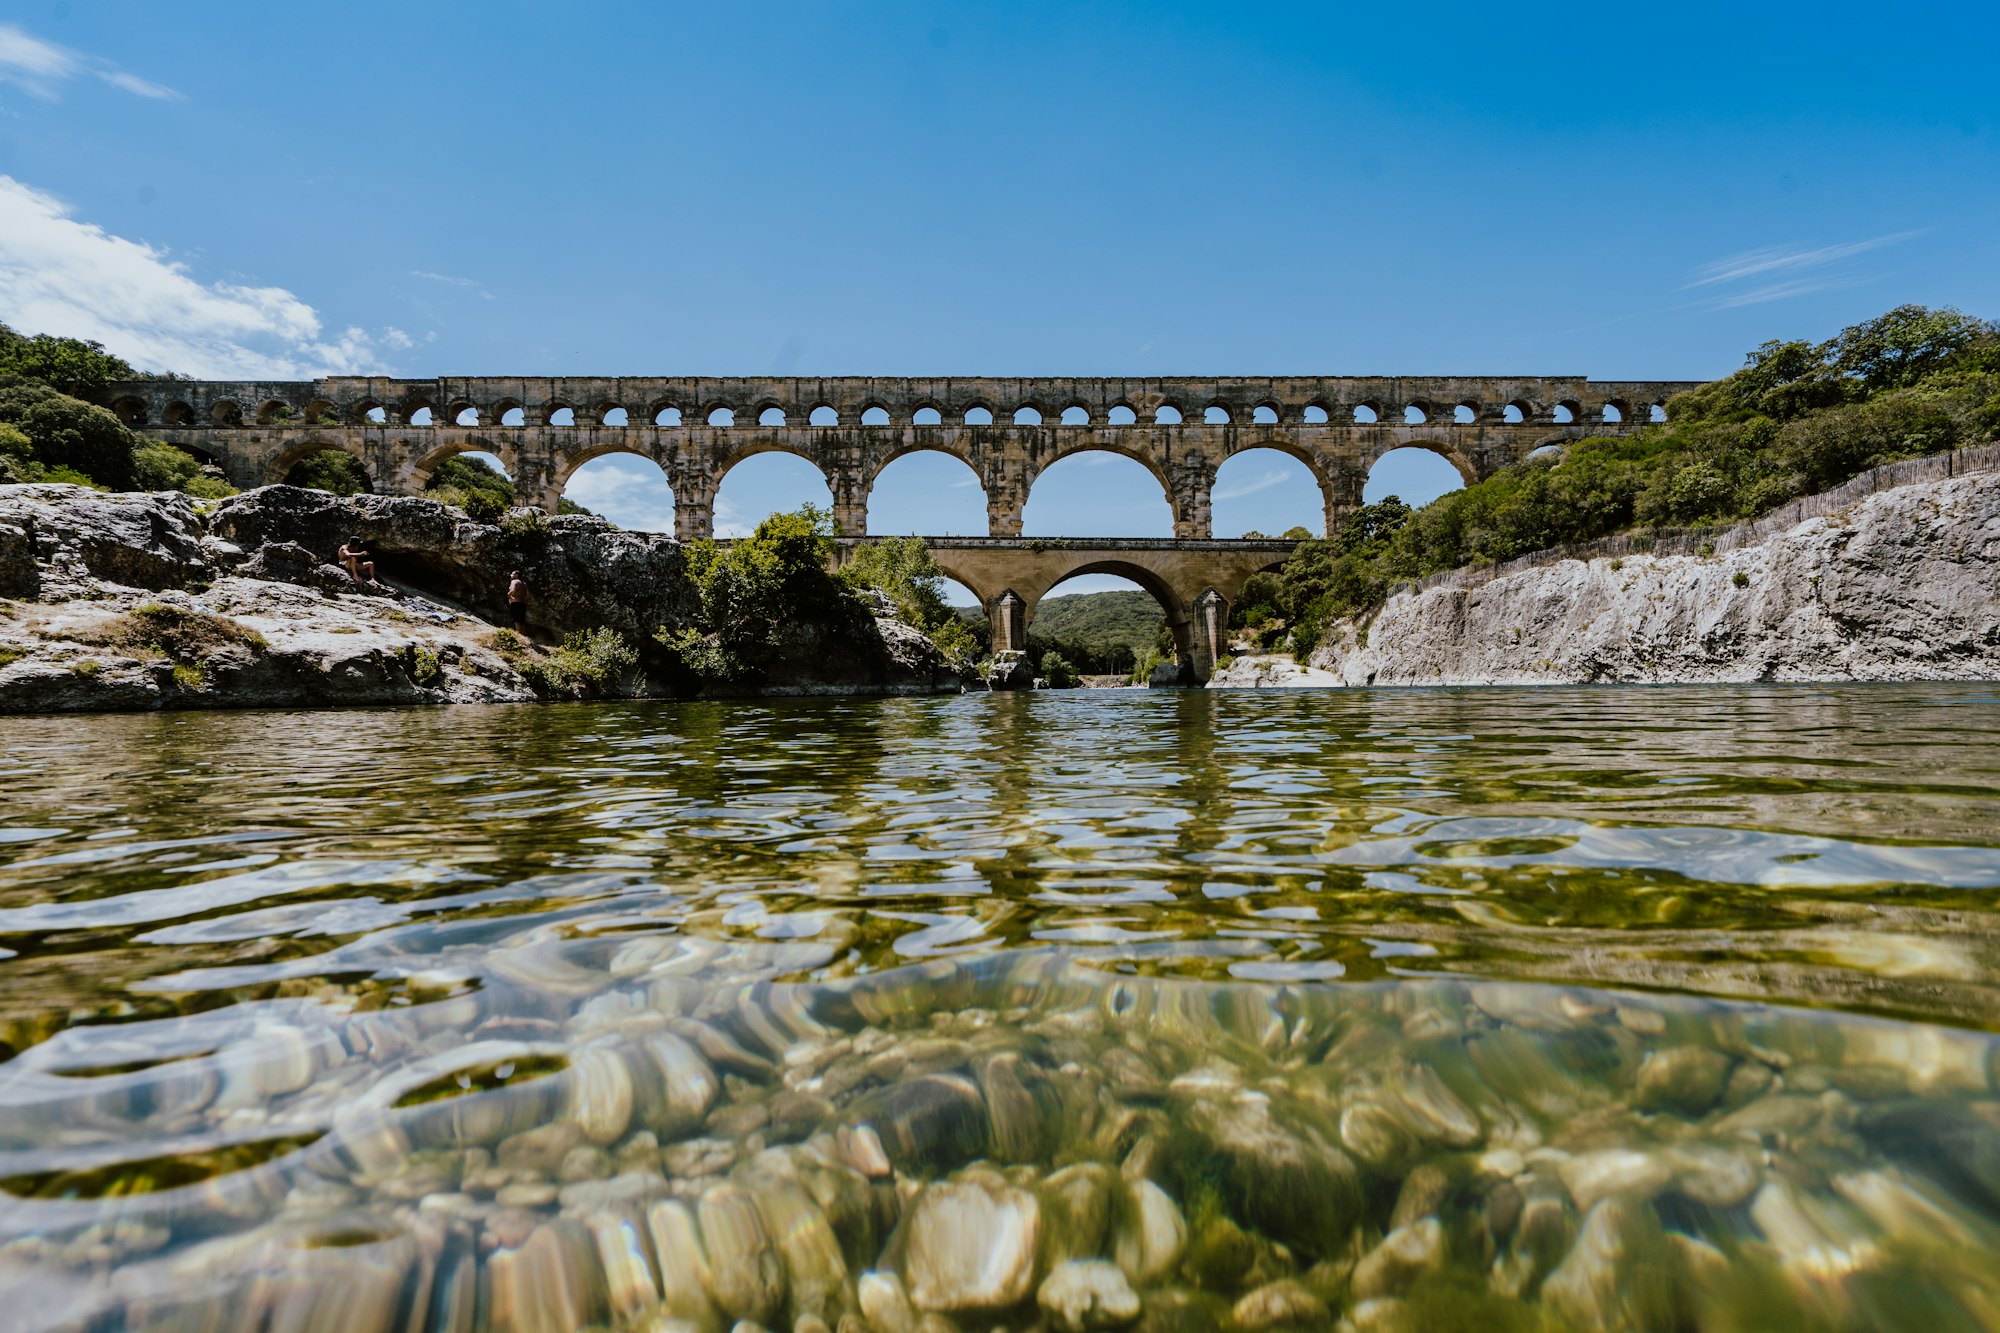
[
  {"xmin": 491, "ymin": 398, "xmax": 525, "ymax": 426},
  {"xmin": 867, "ymin": 448, "xmax": 987, "ymax": 536},
  {"xmin": 1402, "ymin": 402, "xmax": 1433, "ymax": 425},
  {"xmin": 962, "ymin": 402, "xmax": 995, "ymax": 426},
  {"xmin": 447, "ymin": 399, "xmax": 480, "ymax": 426},
  {"xmin": 302, "ymin": 398, "xmax": 338, "ymax": 426},
  {"xmin": 1023, "ymin": 445, "xmax": 1176, "ymax": 537},
  {"xmin": 1360, "ymin": 440, "xmax": 1488, "ymax": 504},
  {"xmin": 701, "ymin": 402, "xmax": 737, "ymax": 427},
  {"xmin": 1154, "ymin": 404, "xmax": 1185, "ymax": 424},
  {"xmin": 1203, "ymin": 403, "xmax": 1233, "ymax": 424},
  {"xmin": 1106, "ymin": 403, "xmax": 1139, "ymax": 426},
  {"xmin": 163, "ymin": 400, "xmax": 196, "ymax": 426},
  {"xmin": 1503, "ymin": 400, "xmax": 1532, "ymax": 424},
  {"xmin": 1351, "ymin": 402, "xmax": 1380, "ymax": 424},
  {"xmin": 756, "ymin": 404, "xmax": 788, "ymax": 426},
  {"xmin": 714, "ymin": 444, "xmax": 836, "ymax": 534},
  {"xmin": 1599, "ymin": 399, "xmax": 1630, "ymax": 424},
  {"xmin": 267, "ymin": 437, "xmax": 373, "ymax": 487},
  {"xmin": 1060, "ymin": 404, "xmax": 1091, "ymax": 426},
  {"xmin": 210, "ymin": 400, "xmax": 244, "ymax": 427},
  {"xmin": 1552, "ymin": 399, "xmax": 1581, "ymax": 425},
  {"xmin": 1649, "ymin": 401, "xmax": 1669, "ymax": 424},
  {"xmin": 1215, "ymin": 439, "xmax": 1338, "ymax": 537},
  {"xmin": 395, "ymin": 397, "xmax": 435, "ymax": 426},
  {"xmin": 255, "ymin": 399, "xmax": 296, "ymax": 425},
  {"xmin": 860, "ymin": 403, "xmax": 892, "ymax": 426},
  {"xmin": 352, "ymin": 399, "xmax": 385, "ymax": 426},
  {"xmin": 809, "ymin": 404, "xmax": 840, "ymax": 426},
  {"xmin": 922, "ymin": 558, "xmax": 998, "ymax": 618},
  {"xmin": 1452, "ymin": 401, "xmax": 1480, "ymax": 424},
  {"xmin": 911, "ymin": 403, "xmax": 945, "ymax": 426},
  {"xmin": 1011, "ymin": 403, "xmax": 1046, "ymax": 425},
  {"xmin": 600, "ymin": 404, "xmax": 631, "ymax": 426},
  {"xmin": 865, "ymin": 437, "xmax": 981, "ymax": 487},
  {"xmin": 109, "ymin": 395, "xmax": 148, "ymax": 427},
  {"xmin": 1030, "ymin": 561, "xmax": 1194, "ymax": 667},
  {"xmin": 402, "ymin": 437, "xmax": 523, "ymax": 494},
  {"xmin": 1253, "ymin": 403, "xmax": 1282, "ymax": 425},
  {"xmin": 556, "ymin": 444, "xmax": 678, "ymax": 530},
  {"xmin": 1301, "ymin": 403, "xmax": 1330, "ymax": 424}
]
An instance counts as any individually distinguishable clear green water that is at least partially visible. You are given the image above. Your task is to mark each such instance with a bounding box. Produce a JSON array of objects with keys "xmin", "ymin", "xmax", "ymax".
[{"xmin": 2, "ymin": 687, "xmax": 1999, "ymax": 1330}]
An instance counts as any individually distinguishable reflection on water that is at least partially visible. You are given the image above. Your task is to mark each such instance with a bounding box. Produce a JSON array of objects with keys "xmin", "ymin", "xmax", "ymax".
[{"xmin": 1, "ymin": 687, "xmax": 1998, "ymax": 1329}]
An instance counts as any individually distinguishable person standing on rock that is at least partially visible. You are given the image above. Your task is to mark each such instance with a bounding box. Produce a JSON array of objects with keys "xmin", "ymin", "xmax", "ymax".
[
  {"xmin": 507, "ymin": 571, "xmax": 528, "ymax": 634},
  {"xmin": 338, "ymin": 537, "xmax": 378, "ymax": 586}
]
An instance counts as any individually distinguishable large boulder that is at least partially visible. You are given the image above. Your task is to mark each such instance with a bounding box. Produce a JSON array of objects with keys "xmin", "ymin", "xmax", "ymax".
[
  {"xmin": 208, "ymin": 487, "xmax": 698, "ymax": 640},
  {"xmin": 0, "ymin": 485, "xmax": 212, "ymax": 595}
]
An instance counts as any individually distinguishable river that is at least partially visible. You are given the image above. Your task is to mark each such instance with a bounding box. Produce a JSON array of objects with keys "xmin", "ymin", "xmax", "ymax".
[{"xmin": 3, "ymin": 686, "xmax": 1999, "ymax": 1329}]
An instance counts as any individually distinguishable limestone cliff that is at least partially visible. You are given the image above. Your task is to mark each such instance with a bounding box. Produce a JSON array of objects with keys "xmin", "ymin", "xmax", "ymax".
[
  {"xmin": 0, "ymin": 485, "xmax": 963, "ymax": 712},
  {"xmin": 1288, "ymin": 469, "xmax": 2000, "ymax": 686}
]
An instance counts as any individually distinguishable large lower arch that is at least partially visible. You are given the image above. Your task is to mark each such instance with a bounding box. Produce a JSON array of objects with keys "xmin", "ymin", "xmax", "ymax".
[
  {"xmin": 867, "ymin": 448, "xmax": 987, "ymax": 535},
  {"xmin": 1213, "ymin": 442, "xmax": 1335, "ymax": 537},
  {"xmin": 1022, "ymin": 449, "xmax": 1175, "ymax": 537},
  {"xmin": 713, "ymin": 446, "xmax": 836, "ymax": 537},
  {"xmin": 1363, "ymin": 442, "xmax": 1474, "ymax": 507},
  {"xmin": 1029, "ymin": 561, "xmax": 1192, "ymax": 678}
]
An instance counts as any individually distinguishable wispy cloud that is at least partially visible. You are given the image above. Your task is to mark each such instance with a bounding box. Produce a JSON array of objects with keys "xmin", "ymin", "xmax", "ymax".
[
  {"xmin": 0, "ymin": 23, "xmax": 181, "ymax": 101},
  {"xmin": 1682, "ymin": 230, "xmax": 1927, "ymax": 311},
  {"xmin": 0, "ymin": 175, "xmax": 407, "ymax": 377},
  {"xmin": 411, "ymin": 270, "xmax": 495, "ymax": 300},
  {"xmin": 1684, "ymin": 231, "xmax": 1928, "ymax": 289},
  {"xmin": 1212, "ymin": 469, "xmax": 1290, "ymax": 502}
]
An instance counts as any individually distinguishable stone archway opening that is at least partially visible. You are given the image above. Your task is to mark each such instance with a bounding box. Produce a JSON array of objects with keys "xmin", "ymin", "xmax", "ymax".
[
  {"xmin": 1022, "ymin": 450, "xmax": 1173, "ymax": 538},
  {"xmin": 1027, "ymin": 571, "xmax": 1175, "ymax": 683},
  {"xmin": 714, "ymin": 451, "xmax": 834, "ymax": 537},
  {"xmin": 562, "ymin": 453, "xmax": 673, "ymax": 530},
  {"xmin": 1364, "ymin": 446, "xmax": 1469, "ymax": 508},
  {"xmin": 1213, "ymin": 448, "xmax": 1326, "ymax": 538},
  {"xmin": 280, "ymin": 446, "xmax": 373, "ymax": 496},
  {"xmin": 422, "ymin": 448, "xmax": 514, "ymax": 519},
  {"xmin": 868, "ymin": 450, "xmax": 986, "ymax": 536}
]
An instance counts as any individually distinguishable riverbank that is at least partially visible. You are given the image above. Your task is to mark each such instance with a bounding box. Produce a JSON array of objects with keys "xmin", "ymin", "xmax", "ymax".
[
  {"xmin": 0, "ymin": 485, "xmax": 963, "ymax": 712},
  {"xmin": 1215, "ymin": 462, "xmax": 2000, "ymax": 687}
]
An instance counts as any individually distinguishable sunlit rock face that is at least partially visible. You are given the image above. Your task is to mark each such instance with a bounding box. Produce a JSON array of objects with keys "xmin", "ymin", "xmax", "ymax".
[{"xmin": 1309, "ymin": 469, "xmax": 2000, "ymax": 685}]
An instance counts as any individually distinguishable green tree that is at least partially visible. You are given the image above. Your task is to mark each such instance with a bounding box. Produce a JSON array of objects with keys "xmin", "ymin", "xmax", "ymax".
[
  {"xmin": 1039, "ymin": 650, "xmax": 1079, "ymax": 688},
  {"xmin": 841, "ymin": 535, "xmax": 979, "ymax": 665},
  {"xmin": 284, "ymin": 449, "xmax": 373, "ymax": 495},
  {"xmin": 1824, "ymin": 304, "xmax": 1993, "ymax": 393},
  {"xmin": 0, "ymin": 324, "xmax": 140, "ymax": 398},
  {"xmin": 0, "ymin": 373, "xmax": 140, "ymax": 489},
  {"xmin": 657, "ymin": 505, "xmax": 871, "ymax": 683}
]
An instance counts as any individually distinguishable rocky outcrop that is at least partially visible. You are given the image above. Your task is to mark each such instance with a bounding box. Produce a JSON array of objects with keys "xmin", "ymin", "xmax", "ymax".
[
  {"xmin": 1238, "ymin": 469, "xmax": 2000, "ymax": 687},
  {"xmin": 0, "ymin": 485, "xmax": 967, "ymax": 712}
]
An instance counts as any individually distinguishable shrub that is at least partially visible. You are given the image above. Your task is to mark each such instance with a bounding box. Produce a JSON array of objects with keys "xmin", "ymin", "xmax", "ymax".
[
  {"xmin": 425, "ymin": 455, "xmax": 513, "ymax": 521},
  {"xmin": 70, "ymin": 657, "xmax": 99, "ymax": 677},
  {"xmin": 841, "ymin": 534, "xmax": 980, "ymax": 666},
  {"xmin": 0, "ymin": 324, "xmax": 140, "ymax": 398},
  {"xmin": 170, "ymin": 662, "xmax": 206, "ymax": 691},
  {"xmin": 410, "ymin": 646, "xmax": 442, "ymax": 686},
  {"xmin": 518, "ymin": 627, "xmax": 638, "ymax": 698},
  {"xmin": 283, "ymin": 449, "xmax": 372, "ymax": 495},
  {"xmin": 1039, "ymin": 651, "xmax": 1079, "ymax": 688},
  {"xmin": 1732, "ymin": 571, "xmax": 1751, "ymax": 588},
  {"xmin": 0, "ymin": 373, "xmax": 140, "ymax": 489},
  {"xmin": 116, "ymin": 604, "xmax": 266, "ymax": 659},
  {"xmin": 657, "ymin": 505, "xmax": 871, "ymax": 684}
]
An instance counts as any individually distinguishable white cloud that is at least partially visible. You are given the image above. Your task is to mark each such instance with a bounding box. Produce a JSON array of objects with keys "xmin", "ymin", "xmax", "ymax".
[
  {"xmin": 0, "ymin": 23, "xmax": 181, "ymax": 101},
  {"xmin": 0, "ymin": 175, "xmax": 406, "ymax": 378},
  {"xmin": 1212, "ymin": 469, "xmax": 1289, "ymax": 502},
  {"xmin": 564, "ymin": 455, "xmax": 677, "ymax": 533}
]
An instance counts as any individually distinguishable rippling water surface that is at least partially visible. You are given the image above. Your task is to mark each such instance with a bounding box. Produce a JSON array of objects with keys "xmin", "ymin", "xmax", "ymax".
[{"xmin": 4, "ymin": 687, "xmax": 2000, "ymax": 1330}]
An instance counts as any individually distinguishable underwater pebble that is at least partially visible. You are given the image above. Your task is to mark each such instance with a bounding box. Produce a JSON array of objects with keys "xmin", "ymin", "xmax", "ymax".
[
  {"xmin": 1039, "ymin": 1259, "xmax": 1142, "ymax": 1333},
  {"xmin": 902, "ymin": 1176, "xmax": 1041, "ymax": 1312}
]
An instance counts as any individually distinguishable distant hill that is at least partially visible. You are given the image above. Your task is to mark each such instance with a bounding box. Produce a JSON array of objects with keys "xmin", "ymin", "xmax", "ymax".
[{"xmin": 1028, "ymin": 590, "xmax": 1163, "ymax": 656}]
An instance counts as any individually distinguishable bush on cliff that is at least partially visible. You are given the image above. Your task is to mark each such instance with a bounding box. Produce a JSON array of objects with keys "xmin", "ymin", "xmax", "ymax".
[
  {"xmin": 0, "ymin": 374, "xmax": 142, "ymax": 490},
  {"xmin": 657, "ymin": 505, "xmax": 875, "ymax": 684},
  {"xmin": 840, "ymin": 535, "xmax": 980, "ymax": 666},
  {"xmin": 514, "ymin": 627, "xmax": 638, "ymax": 699},
  {"xmin": 1273, "ymin": 303, "xmax": 2000, "ymax": 655}
]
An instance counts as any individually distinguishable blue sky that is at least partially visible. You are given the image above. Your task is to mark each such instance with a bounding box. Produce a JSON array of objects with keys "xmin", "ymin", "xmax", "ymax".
[{"xmin": 2, "ymin": 2, "xmax": 1995, "ymax": 597}]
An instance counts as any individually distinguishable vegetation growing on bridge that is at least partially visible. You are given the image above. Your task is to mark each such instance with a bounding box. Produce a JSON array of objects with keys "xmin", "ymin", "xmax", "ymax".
[{"xmin": 1254, "ymin": 304, "xmax": 2000, "ymax": 656}]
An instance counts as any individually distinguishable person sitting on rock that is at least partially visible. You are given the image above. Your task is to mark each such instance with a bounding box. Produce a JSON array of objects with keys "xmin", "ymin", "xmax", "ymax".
[{"xmin": 338, "ymin": 537, "xmax": 378, "ymax": 585}]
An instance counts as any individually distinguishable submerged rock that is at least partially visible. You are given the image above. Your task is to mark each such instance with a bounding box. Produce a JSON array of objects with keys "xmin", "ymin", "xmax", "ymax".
[
  {"xmin": 1039, "ymin": 1259, "xmax": 1142, "ymax": 1333},
  {"xmin": 901, "ymin": 1176, "xmax": 1041, "ymax": 1312}
]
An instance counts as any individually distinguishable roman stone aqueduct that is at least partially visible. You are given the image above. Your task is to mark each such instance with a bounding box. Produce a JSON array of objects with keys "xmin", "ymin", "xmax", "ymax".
[{"xmin": 95, "ymin": 374, "xmax": 1697, "ymax": 680}]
